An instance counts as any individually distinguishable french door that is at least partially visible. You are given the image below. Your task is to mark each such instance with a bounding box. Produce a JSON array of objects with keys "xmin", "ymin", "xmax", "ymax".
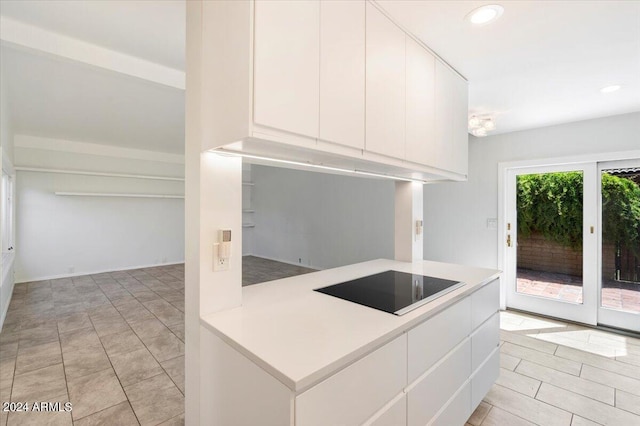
[{"xmin": 505, "ymin": 160, "xmax": 640, "ymax": 333}]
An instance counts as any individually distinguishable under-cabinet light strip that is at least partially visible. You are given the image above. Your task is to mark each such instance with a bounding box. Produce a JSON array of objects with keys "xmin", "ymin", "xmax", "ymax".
[{"xmin": 211, "ymin": 150, "xmax": 427, "ymax": 184}]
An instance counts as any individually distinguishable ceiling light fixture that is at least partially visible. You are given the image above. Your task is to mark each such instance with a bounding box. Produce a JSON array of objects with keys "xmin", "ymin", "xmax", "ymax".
[
  {"xmin": 600, "ymin": 85, "xmax": 621, "ymax": 94},
  {"xmin": 466, "ymin": 4, "xmax": 504, "ymax": 25},
  {"xmin": 211, "ymin": 150, "xmax": 428, "ymax": 184},
  {"xmin": 469, "ymin": 115, "xmax": 496, "ymax": 137}
]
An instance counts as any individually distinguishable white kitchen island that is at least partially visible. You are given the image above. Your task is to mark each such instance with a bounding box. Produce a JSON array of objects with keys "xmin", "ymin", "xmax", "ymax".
[{"xmin": 200, "ymin": 259, "xmax": 501, "ymax": 426}]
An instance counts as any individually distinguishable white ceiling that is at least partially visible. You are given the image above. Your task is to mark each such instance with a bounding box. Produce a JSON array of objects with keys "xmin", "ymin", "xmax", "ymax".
[
  {"xmin": 1, "ymin": 0, "xmax": 638, "ymax": 154},
  {"xmin": 0, "ymin": 0, "xmax": 185, "ymax": 70},
  {"xmin": 378, "ymin": 0, "xmax": 640, "ymax": 134},
  {"xmin": 3, "ymin": 46, "xmax": 185, "ymax": 154}
]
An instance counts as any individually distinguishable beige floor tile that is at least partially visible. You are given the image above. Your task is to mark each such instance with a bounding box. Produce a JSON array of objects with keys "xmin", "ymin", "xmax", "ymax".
[
  {"xmin": 536, "ymin": 333, "xmax": 617, "ymax": 358},
  {"xmin": 580, "ymin": 364, "xmax": 640, "ymax": 396},
  {"xmin": 144, "ymin": 332, "xmax": 184, "ymax": 363},
  {"xmin": 59, "ymin": 328, "xmax": 101, "ymax": 353},
  {"xmin": 616, "ymin": 351, "xmax": 640, "ymax": 368},
  {"xmin": 62, "ymin": 345, "xmax": 111, "ymax": 380},
  {"xmin": 110, "ymin": 348, "xmax": 164, "ymax": 387},
  {"xmin": 99, "ymin": 329, "xmax": 145, "ymax": 358},
  {"xmin": 161, "ymin": 356, "xmax": 184, "ymax": 393},
  {"xmin": 11, "ymin": 364, "xmax": 67, "ymax": 402},
  {"xmin": 467, "ymin": 401, "xmax": 490, "ymax": 426},
  {"xmin": 570, "ymin": 415, "xmax": 602, "ymax": 426},
  {"xmin": 128, "ymin": 318, "xmax": 170, "ymax": 341},
  {"xmin": 616, "ymin": 390, "xmax": 640, "ymax": 416},
  {"xmin": 0, "ymin": 358, "xmax": 15, "ymax": 394},
  {"xmin": 7, "ymin": 407, "xmax": 72, "ymax": 426},
  {"xmin": 495, "ymin": 367, "xmax": 541, "ymax": 397},
  {"xmin": 115, "ymin": 301, "xmax": 155, "ymax": 323},
  {"xmin": 500, "ymin": 330, "xmax": 558, "ymax": 354},
  {"xmin": 480, "ymin": 406, "xmax": 536, "ymax": 426},
  {"xmin": 516, "ymin": 360, "xmax": 614, "ymax": 405},
  {"xmin": 556, "ymin": 345, "xmax": 640, "ymax": 380},
  {"xmin": 159, "ymin": 413, "xmax": 184, "ymax": 425},
  {"xmin": 168, "ymin": 323, "xmax": 184, "ymax": 342},
  {"xmin": 67, "ymin": 368, "xmax": 126, "ymax": 421},
  {"xmin": 501, "ymin": 342, "xmax": 582, "ymax": 376},
  {"xmin": 15, "ymin": 341, "xmax": 62, "ymax": 375},
  {"xmin": 123, "ymin": 373, "xmax": 175, "ymax": 402},
  {"xmin": 143, "ymin": 300, "xmax": 184, "ymax": 327},
  {"xmin": 536, "ymin": 383, "xmax": 640, "ymax": 426},
  {"xmin": 73, "ymin": 401, "xmax": 139, "ymax": 426},
  {"xmin": 90, "ymin": 317, "xmax": 131, "ymax": 339},
  {"xmin": 484, "ymin": 384, "xmax": 572, "ymax": 426},
  {"xmin": 128, "ymin": 385, "xmax": 184, "ymax": 426},
  {"xmin": 56, "ymin": 312, "xmax": 92, "ymax": 334}
]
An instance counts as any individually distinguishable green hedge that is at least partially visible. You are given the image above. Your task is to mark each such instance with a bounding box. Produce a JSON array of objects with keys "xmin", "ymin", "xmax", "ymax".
[{"xmin": 516, "ymin": 172, "xmax": 640, "ymax": 252}]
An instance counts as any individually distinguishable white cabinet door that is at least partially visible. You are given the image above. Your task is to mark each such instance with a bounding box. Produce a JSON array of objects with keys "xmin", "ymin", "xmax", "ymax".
[
  {"xmin": 452, "ymin": 73, "xmax": 469, "ymax": 175},
  {"xmin": 365, "ymin": 2, "xmax": 406, "ymax": 159},
  {"xmin": 434, "ymin": 60, "xmax": 454, "ymax": 171},
  {"xmin": 296, "ymin": 334, "xmax": 407, "ymax": 426},
  {"xmin": 319, "ymin": 0, "xmax": 365, "ymax": 149},
  {"xmin": 405, "ymin": 37, "xmax": 435, "ymax": 166},
  {"xmin": 253, "ymin": 0, "xmax": 319, "ymax": 139}
]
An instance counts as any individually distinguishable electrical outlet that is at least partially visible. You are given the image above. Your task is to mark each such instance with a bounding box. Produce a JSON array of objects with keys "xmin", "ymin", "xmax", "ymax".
[{"xmin": 213, "ymin": 244, "xmax": 230, "ymax": 271}]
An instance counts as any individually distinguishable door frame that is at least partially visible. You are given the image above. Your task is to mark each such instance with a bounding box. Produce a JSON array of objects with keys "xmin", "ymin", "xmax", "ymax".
[
  {"xmin": 503, "ymin": 163, "xmax": 598, "ymax": 325},
  {"xmin": 597, "ymin": 158, "xmax": 640, "ymax": 332},
  {"xmin": 497, "ymin": 150, "xmax": 640, "ymax": 322}
]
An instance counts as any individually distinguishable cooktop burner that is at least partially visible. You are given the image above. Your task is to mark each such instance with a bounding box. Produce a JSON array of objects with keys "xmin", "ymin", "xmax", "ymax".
[{"xmin": 314, "ymin": 270, "xmax": 464, "ymax": 315}]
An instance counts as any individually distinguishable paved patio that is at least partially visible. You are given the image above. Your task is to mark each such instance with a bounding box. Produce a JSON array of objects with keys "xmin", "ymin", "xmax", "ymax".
[{"xmin": 517, "ymin": 268, "xmax": 640, "ymax": 313}]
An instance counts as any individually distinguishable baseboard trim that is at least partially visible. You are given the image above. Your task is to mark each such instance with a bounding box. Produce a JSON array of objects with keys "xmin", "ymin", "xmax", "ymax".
[
  {"xmin": 15, "ymin": 261, "xmax": 185, "ymax": 284},
  {"xmin": 243, "ymin": 254, "xmax": 320, "ymax": 270}
]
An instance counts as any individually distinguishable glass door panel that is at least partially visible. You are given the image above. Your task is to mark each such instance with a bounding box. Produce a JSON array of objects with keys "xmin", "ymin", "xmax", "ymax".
[
  {"xmin": 598, "ymin": 161, "xmax": 640, "ymax": 332},
  {"xmin": 505, "ymin": 164, "xmax": 597, "ymax": 325},
  {"xmin": 516, "ymin": 171, "xmax": 584, "ymax": 303}
]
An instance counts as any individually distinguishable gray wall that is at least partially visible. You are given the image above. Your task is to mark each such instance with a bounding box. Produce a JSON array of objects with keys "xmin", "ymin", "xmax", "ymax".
[
  {"xmin": 251, "ymin": 165, "xmax": 394, "ymax": 269},
  {"xmin": 423, "ymin": 111, "xmax": 640, "ymax": 269}
]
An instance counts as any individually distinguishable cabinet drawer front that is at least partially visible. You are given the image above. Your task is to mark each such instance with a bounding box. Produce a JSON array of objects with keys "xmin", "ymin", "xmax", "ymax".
[
  {"xmin": 296, "ymin": 334, "xmax": 407, "ymax": 426},
  {"xmin": 471, "ymin": 347, "xmax": 500, "ymax": 409},
  {"xmin": 472, "ymin": 312, "xmax": 500, "ymax": 372},
  {"xmin": 471, "ymin": 279, "xmax": 499, "ymax": 330},
  {"xmin": 366, "ymin": 395, "xmax": 406, "ymax": 426},
  {"xmin": 407, "ymin": 339, "xmax": 471, "ymax": 426},
  {"xmin": 429, "ymin": 382, "xmax": 471, "ymax": 426},
  {"xmin": 408, "ymin": 297, "xmax": 471, "ymax": 383}
]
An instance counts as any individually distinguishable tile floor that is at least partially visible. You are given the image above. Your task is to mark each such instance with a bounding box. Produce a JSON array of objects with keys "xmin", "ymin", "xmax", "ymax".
[
  {"xmin": 3, "ymin": 258, "xmax": 640, "ymax": 425},
  {"xmin": 0, "ymin": 264, "xmax": 186, "ymax": 426},
  {"xmin": 467, "ymin": 310, "xmax": 640, "ymax": 426}
]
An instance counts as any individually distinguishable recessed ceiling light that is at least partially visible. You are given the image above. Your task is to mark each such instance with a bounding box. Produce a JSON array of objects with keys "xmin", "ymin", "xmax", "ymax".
[
  {"xmin": 600, "ymin": 85, "xmax": 621, "ymax": 93},
  {"xmin": 466, "ymin": 4, "xmax": 504, "ymax": 25}
]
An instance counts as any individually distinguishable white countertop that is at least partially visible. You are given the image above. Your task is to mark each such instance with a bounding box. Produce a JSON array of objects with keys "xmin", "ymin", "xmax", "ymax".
[{"xmin": 200, "ymin": 259, "xmax": 501, "ymax": 393}]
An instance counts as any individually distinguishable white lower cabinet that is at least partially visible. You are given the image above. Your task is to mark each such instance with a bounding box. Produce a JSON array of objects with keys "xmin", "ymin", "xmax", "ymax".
[
  {"xmin": 295, "ymin": 334, "xmax": 407, "ymax": 426},
  {"xmin": 471, "ymin": 347, "xmax": 500, "ymax": 409},
  {"xmin": 296, "ymin": 280, "xmax": 499, "ymax": 426},
  {"xmin": 366, "ymin": 395, "xmax": 407, "ymax": 426},
  {"xmin": 407, "ymin": 339, "xmax": 471, "ymax": 426},
  {"xmin": 430, "ymin": 382, "xmax": 471, "ymax": 426}
]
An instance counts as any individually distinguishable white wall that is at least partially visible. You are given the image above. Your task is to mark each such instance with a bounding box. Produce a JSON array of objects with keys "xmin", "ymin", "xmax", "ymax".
[
  {"xmin": 1, "ymin": 53, "xmax": 16, "ymax": 329},
  {"xmin": 14, "ymin": 136, "xmax": 185, "ymax": 282},
  {"xmin": 423, "ymin": 112, "xmax": 640, "ymax": 270},
  {"xmin": 251, "ymin": 165, "xmax": 394, "ymax": 269}
]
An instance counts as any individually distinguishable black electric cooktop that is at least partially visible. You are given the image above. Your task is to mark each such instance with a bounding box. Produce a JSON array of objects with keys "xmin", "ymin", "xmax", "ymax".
[{"xmin": 315, "ymin": 270, "xmax": 464, "ymax": 315}]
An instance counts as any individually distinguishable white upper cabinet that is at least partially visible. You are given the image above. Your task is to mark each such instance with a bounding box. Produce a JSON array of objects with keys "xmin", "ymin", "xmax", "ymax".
[
  {"xmin": 319, "ymin": 1, "xmax": 365, "ymax": 150},
  {"xmin": 405, "ymin": 37, "xmax": 436, "ymax": 166},
  {"xmin": 253, "ymin": 0, "xmax": 320, "ymax": 139},
  {"xmin": 365, "ymin": 3, "xmax": 406, "ymax": 159},
  {"xmin": 452, "ymin": 73, "xmax": 469, "ymax": 176}
]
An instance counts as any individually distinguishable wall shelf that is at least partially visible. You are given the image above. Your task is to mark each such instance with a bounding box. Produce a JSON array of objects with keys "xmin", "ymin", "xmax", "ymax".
[
  {"xmin": 242, "ymin": 223, "xmax": 256, "ymax": 228},
  {"xmin": 242, "ymin": 210, "xmax": 255, "ymax": 213},
  {"xmin": 55, "ymin": 192, "xmax": 184, "ymax": 199},
  {"xmin": 16, "ymin": 167, "xmax": 185, "ymax": 182},
  {"xmin": 242, "ymin": 182, "xmax": 255, "ymax": 186}
]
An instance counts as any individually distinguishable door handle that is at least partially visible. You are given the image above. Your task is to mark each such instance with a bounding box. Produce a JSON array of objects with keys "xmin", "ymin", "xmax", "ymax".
[{"xmin": 507, "ymin": 234, "xmax": 512, "ymax": 247}]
